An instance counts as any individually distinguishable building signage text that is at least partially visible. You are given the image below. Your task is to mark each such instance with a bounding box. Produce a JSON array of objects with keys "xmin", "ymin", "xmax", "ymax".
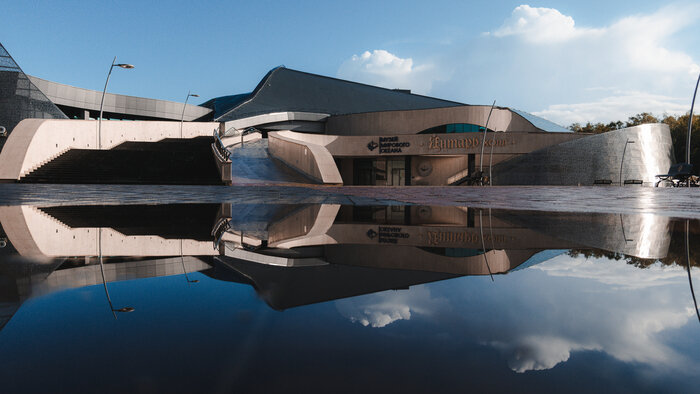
[
  {"xmin": 367, "ymin": 136, "xmax": 411, "ymax": 154},
  {"xmin": 427, "ymin": 230, "xmax": 510, "ymax": 246},
  {"xmin": 428, "ymin": 135, "xmax": 511, "ymax": 152}
]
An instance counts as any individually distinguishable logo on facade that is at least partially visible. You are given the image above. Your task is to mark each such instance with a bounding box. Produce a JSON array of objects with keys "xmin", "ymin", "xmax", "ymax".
[
  {"xmin": 367, "ymin": 141, "xmax": 379, "ymax": 151},
  {"xmin": 367, "ymin": 226, "xmax": 410, "ymax": 244}
]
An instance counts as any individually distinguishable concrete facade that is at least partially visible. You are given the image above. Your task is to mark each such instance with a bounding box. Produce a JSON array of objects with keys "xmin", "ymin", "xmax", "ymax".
[
  {"xmin": 0, "ymin": 118, "xmax": 220, "ymax": 181},
  {"xmin": 325, "ymin": 106, "xmax": 541, "ymax": 135}
]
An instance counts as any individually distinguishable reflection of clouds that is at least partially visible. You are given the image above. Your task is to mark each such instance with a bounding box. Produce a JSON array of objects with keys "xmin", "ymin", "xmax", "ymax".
[
  {"xmin": 337, "ymin": 254, "xmax": 699, "ymax": 374},
  {"xmin": 336, "ymin": 286, "xmax": 446, "ymax": 328},
  {"xmin": 492, "ymin": 336, "xmax": 597, "ymax": 373},
  {"xmin": 488, "ymin": 256, "xmax": 696, "ymax": 372},
  {"xmin": 535, "ymin": 255, "xmax": 688, "ymax": 290}
]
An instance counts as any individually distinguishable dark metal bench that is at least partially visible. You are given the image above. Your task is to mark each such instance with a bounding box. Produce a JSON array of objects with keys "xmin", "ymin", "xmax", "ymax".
[{"xmin": 655, "ymin": 163, "xmax": 696, "ymax": 187}]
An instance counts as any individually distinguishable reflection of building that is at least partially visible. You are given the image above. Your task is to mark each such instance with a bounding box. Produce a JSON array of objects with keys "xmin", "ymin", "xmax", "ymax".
[
  {"xmin": 0, "ymin": 201, "xmax": 677, "ymax": 315},
  {"xmin": 224, "ymin": 204, "xmax": 672, "ymax": 262},
  {"xmin": 215, "ymin": 203, "xmax": 675, "ymax": 309},
  {"xmin": 0, "ymin": 204, "xmax": 224, "ymax": 257},
  {"xmin": 0, "ymin": 42, "xmax": 674, "ymax": 186}
]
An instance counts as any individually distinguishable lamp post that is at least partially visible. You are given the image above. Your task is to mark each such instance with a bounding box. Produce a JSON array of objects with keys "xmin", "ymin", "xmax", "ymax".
[
  {"xmin": 180, "ymin": 91, "xmax": 199, "ymax": 138},
  {"xmin": 98, "ymin": 57, "xmax": 134, "ymax": 149},
  {"xmin": 686, "ymin": 73, "xmax": 700, "ymax": 188},
  {"xmin": 619, "ymin": 139, "xmax": 635, "ymax": 186},
  {"xmin": 478, "ymin": 100, "xmax": 497, "ymax": 176}
]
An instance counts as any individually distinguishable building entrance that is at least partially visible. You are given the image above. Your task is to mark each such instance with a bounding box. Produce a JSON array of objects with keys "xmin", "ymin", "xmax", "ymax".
[{"xmin": 353, "ymin": 157, "xmax": 409, "ymax": 186}]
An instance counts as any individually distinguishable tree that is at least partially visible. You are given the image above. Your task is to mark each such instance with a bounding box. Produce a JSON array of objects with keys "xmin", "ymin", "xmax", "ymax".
[{"xmin": 569, "ymin": 112, "xmax": 700, "ymax": 174}]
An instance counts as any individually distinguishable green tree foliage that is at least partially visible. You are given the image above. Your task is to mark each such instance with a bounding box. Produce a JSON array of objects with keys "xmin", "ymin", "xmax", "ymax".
[{"xmin": 569, "ymin": 112, "xmax": 700, "ymax": 173}]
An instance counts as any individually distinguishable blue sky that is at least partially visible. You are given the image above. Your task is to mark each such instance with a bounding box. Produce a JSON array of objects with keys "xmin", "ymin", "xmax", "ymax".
[{"xmin": 2, "ymin": 0, "xmax": 699, "ymax": 125}]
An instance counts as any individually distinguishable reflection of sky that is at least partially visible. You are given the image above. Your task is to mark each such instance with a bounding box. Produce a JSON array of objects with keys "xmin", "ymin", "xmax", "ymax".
[
  {"xmin": 0, "ymin": 254, "xmax": 699, "ymax": 393},
  {"xmin": 337, "ymin": 254, "xmax": 700, "ymax": 379}
]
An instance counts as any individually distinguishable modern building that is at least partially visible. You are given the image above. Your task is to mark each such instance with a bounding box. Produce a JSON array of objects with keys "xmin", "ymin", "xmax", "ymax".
[{"xmin": 0, "ymin": 42, "xmax": 674, "ymax": 186}]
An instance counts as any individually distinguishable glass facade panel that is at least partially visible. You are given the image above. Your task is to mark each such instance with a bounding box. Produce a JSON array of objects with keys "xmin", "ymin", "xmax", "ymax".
[
  {"xmin": 419, "ymin": 123, "xmax": 492, "ymax": 134},
  {"xmin": 0, "ymin": 43, "xmax": 67, "ymax": 153}
]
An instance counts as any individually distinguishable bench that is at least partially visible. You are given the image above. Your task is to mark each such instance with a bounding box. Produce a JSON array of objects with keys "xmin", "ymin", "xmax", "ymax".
[{"xmin": 655, "ymin": 163, "xmax": 696, "ymax": 187}]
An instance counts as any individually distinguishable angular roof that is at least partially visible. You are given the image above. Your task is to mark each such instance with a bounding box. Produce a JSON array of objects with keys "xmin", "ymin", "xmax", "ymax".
[
  {"xmin": 512, "ymin": 109, "xmax": 570, "ymax": 132},
  {"xmin": 215, "ymin": 67, "xmax": 463, "ymax": 122}
]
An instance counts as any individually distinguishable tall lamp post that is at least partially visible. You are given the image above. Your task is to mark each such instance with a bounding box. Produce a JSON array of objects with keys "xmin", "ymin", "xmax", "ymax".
[
  {"xmin": 619, "ymin": 139, "xmax": 635, "ymax": 186},
  {"xmin": 686, "ymin": 73, "xmax": 700, "ymax": 188},
  {"xmin": 98, "ymin": 57, "xmax": 134, "ymax": 149},
  {"xmin": 180, "ymin": 91, "xmax": 199, "ymax": 138}
]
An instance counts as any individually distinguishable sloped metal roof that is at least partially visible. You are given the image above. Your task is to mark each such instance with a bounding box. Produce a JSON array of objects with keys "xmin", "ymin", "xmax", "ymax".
[
  {"xmin": 512, "ymin": 109, "xmax": 570, "ymax": 132},
  {"xmin": 215, "ymin": 67, "xmax": 464, "ymax": 122}
]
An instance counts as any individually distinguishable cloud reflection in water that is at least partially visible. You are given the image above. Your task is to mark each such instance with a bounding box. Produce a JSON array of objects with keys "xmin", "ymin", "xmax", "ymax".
[{"xmin": 336, "ymin": 254, "xmax": 698, "ymax": 373}]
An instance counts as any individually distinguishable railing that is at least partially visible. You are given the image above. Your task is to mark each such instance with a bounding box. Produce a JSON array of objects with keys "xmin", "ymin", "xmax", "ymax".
[
  {"xmin": 211, "ymin": 217, "xmax": 230, "ymax": 251},
  {"xmin": 212, "ymin": 129, "xmax": 232, "ymax": 161},
  {"xmin": 222, "ymin": 126, "xmax": 260, "ymax": 138}
]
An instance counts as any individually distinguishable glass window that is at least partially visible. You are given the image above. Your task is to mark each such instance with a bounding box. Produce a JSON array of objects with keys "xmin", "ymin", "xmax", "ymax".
[{"xmin": 419, "ymin": 123, "xmax": 493, "ymax": 134}]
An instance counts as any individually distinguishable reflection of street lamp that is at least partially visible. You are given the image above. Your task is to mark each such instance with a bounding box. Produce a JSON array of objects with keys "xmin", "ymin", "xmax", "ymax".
[
  {"xmin": 180, "ymin": 91, "xmax": 199, "ymax": 138},
  {"xmin": 619, "ymin": 139, "xmax": 635, "ymax": 186},
  {"xmin": 685, "ymin": 220, "xmax": 700, "ymax": 324},
  {"xmin": 98, "ymin": 256, "xmax": 135, "ymax": 319},
  {"xmin": 98, "ymin": 228, "xmax": 134, "ymax": 319},
  {"xmin": 98, "ymin": 57, "xmax": 134, "ymax": 149},
  {"xmin": 181, "ymin": 255, "xmax": 199, "ymax": 284}
]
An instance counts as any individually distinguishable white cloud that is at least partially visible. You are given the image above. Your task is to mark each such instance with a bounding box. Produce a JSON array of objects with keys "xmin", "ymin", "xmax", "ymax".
[
  {"xmin": 493, "ymin": 5, "xmax": 602, "ymax": 43},
  {"xmin": 337, "ymin": 49, "xmax": 437, "ymax": 94},
  {"xmin": 533, "ymin": 90, "xmax": 689, "ymax": 124},
  {"xmin": 482, "ymin": 4, "xmax": 700, "ymax": 124}
]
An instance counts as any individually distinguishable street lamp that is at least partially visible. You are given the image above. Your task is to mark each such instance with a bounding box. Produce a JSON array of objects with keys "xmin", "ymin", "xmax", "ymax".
[
  {"xmin": 686, "ymin": 72, "xmax": 700, "ymax": 188},
  {"xmin": 180, "ymin": 91, "xmax": 199, "ymax": 138},
  {"xmin": 619, "ymin": 139, "xmax": 635, "ymax": 186},
  {"xmin": 98, "ymin": 57, "xmax": 134, "ymax": 149}
]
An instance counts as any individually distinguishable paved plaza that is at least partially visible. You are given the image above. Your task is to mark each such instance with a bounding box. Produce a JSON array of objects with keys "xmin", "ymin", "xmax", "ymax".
[{"xmin": 1, "ymin": 183, "xmax": 699, "ymax": 219}]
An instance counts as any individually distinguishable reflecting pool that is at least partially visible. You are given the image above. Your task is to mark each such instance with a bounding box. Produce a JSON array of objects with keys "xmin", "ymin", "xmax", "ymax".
[{"xmin": 0, "ymin": 201, "xmax": 698, "ymax": 393}]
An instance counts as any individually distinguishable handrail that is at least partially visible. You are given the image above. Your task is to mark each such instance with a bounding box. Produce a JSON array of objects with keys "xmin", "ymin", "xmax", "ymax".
[
  {"xmin": 212, "ymin": 129, "xmax": 232, "ymax": 161},
  {"xmin": 211, "ymin": 217, "xmax": 230, "ymax": 250},
  {"xmin": 223, "ymin": 125, "xmax": 260, "ymax": 138}
]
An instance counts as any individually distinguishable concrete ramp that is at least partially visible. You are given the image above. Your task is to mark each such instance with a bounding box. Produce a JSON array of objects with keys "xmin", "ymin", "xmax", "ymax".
[{"xmin": 230, "ymin": 139, "xmax": 314, "ymax": 185}]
